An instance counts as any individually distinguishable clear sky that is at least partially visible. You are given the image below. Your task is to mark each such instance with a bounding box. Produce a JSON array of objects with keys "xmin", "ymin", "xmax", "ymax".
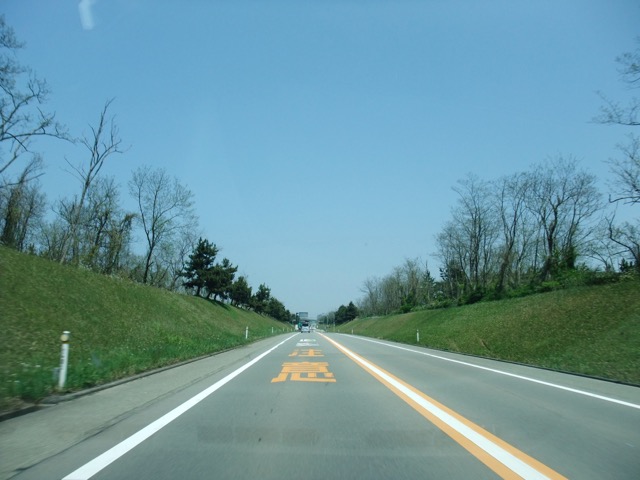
[{"xmin": 4, "ymin": 1, "xmax": 639, "ymax": 318}]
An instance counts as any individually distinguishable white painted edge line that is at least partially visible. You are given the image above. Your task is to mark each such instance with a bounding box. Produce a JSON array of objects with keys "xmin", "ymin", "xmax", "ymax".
[
  {"xmin": 329, "ymin": 338, "xmax": 551, "ymax": 480},
  {"xmin": 353, "ymin": 336, "xmax": 640, "ymax": 410},
  {"xmin": 62, "ymin": 335, "xmax": 297, "ymax": 480}
]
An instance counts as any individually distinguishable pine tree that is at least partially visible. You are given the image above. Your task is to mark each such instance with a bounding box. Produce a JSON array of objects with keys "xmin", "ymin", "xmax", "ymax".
[
  {"xmin": 229, "ymin": 276, "xmax": 252, "ymax": 308},
  {"xmin": 181, "ymin": 238, "xmax": 218, "ymax": 297},
  {"xmin": 205, "ymin": 258, "xmax": 237, "ymax": 301},
  {"xmin": 252, "ymin": 283, "xmax": 271, "ymax": 313},
  {"xmin": 345, "ymin": 301, "xmax": 359, "ymax": 321}
]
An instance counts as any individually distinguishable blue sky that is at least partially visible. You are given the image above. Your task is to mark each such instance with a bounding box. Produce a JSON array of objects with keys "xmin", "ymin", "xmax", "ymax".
[{"xmin": 4, "ymin": 1, "xmax": 639, "ymax": 318}]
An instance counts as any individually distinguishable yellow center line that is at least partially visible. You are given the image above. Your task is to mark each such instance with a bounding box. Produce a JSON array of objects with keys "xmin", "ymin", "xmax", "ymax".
[{"xmin": 321, "ymin": 334, "xmax": 567, "ymax": 480}]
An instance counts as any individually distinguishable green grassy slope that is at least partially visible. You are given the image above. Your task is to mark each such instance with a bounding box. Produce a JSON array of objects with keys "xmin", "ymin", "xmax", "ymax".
[
  {"xmin": 0, "ymin": 246, "xmax": 291, "ymax": 411},
  {"xmin": 338, "ymin": 280, "xmax": 640, "ymax": 385}
]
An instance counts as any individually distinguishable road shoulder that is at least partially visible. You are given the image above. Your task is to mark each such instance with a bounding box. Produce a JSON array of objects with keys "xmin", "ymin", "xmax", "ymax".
[{"xmin": 0, "ymin": 337, "xmax": 284, "ymax": 479}]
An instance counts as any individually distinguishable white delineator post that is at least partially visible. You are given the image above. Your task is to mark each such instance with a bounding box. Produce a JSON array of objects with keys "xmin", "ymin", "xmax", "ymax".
[
  {"xmin": 417, "ymin": 329, "xmax": 420, "ymax": 343},
  {"xmin": 245, "ymin": 326, "xmax": 249, "ymax": 340},
  {"xmin": 58, "ymin": 331, "xmax": 71, "ymax": 390}
]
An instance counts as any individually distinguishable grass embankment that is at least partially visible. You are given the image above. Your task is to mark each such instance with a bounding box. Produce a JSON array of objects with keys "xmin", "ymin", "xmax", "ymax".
[
  {"xmin": 0, "ymin": 246, "xmax": 290, "ymax": 412},
  {"xmin": 339, "ymin": 280, "xmax": 640, "ymax": 385}
]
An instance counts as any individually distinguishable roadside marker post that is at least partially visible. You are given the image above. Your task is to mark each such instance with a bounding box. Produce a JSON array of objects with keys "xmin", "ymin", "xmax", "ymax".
[
  {"xmin": 417, "ymin": 329, "xmax": 420, "ymax": 343},
  {"xmin": 58, "ymin": 331, "xmax": 71, "ymax": 390},
  {"xmin": 245, "ymin": 326, "xmax": 249, "ymax": 340}
]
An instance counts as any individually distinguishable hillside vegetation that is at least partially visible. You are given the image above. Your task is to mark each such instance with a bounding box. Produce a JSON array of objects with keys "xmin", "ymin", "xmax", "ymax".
[
  {"xmin": 338, "ymin": 279, "xmax": 640, "ymax": 385},
  {"xmin": 2, "ymin": 246, "xmax": 639, "ymax": 416},
  {"xmin": 0, "ymin": 246, "xmax": 291, "ymax": 412}
]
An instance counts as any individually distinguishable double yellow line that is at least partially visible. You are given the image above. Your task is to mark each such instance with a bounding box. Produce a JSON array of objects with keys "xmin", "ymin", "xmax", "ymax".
[{"xmin": 322, "ymin": 334, "xmax": 567, "ymax": 480}]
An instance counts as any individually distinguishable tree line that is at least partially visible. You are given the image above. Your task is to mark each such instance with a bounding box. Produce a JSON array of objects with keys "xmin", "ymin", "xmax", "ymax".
[
  {"xmin": 0, "ymin": 17, "xmax": 291, "ymax": 321},
  {"xmin": 317, "ymin": 302, "xmax": 359, "ymax": 327},
  {"xmin": 181, "ymin": 238, "xmax": 291, "ymax": 321},
  {"xmin": 331, "ymin": 40, "xmax": 640, "ymax": 319}
]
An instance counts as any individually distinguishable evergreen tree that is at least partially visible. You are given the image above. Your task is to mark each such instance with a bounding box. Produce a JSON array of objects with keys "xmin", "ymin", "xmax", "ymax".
[
  {"xmin": 181, "ymin": 238, "xmax": 218, "ymax": 297},
  {"xmin": 345, "ymin": 301, "xmax": 359, "ymax": 321},
  {"xmin": 265, "ymin": 297, "xmax": 290, "ymax": 321},
  {"xmin": 335, "ymin": 302, "xmax": 359, "ymax": 324},
  {"xmin": 229, "ymin": 275, "xmax": 252, "ymax": 308},
  {"xmin": 252, "ymin": 283, "xmax": 271, "ymax": 314},
  {"xmin": 205, "ymin": 257, "xmax": 237, "ymax": 301}
]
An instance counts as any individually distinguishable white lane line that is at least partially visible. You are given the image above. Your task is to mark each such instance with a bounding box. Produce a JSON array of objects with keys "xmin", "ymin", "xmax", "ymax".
[
  {"xmin": 323, "ymin": 335, "xmax": 558, "ymax": 480},
  {"xmin": 352, "ymin": 336, "xmax": 640, "ymax": 410},
  {"xmin": 63, "ymin": 335, "xmax": 296, "ymax": 480}
]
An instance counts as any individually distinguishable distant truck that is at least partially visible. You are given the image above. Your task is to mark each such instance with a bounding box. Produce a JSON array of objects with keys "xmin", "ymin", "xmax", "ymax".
[{"xmin": 300, "ymin": 320, "xmax": 310, "ymax": 333}]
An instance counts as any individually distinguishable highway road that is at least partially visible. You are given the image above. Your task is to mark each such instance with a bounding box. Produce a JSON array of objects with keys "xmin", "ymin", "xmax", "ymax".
[{"xmin": 2, "ymin": 332, "xmax": 639, "ymax": 479}]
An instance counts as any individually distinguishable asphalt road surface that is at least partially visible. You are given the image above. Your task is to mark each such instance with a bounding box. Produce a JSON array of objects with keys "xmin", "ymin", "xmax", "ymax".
[{"xmin": 2, "ymin": 333, "xmax": 639, "ymax": 479}]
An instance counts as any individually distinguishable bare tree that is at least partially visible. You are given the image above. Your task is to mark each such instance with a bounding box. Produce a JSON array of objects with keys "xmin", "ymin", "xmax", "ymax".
[
  {"xmin": 435, "ymin": 221, "xmax": 469, "ymax": 302},
  {"xmin": 595, "ymin": 40, "xmax": 640, "ymax": 271},
  {"xmin": 359, "ymin": 272, "xmax": 404, "ymax": 316},
  {"xmin": 58, "ymin": 99, "xmax": 123, "ymax": 263},
  {"xmin": 0, "ymin": 154, "xmax": 45, "ymax": 249},
  {"xmin": 78, "ymin": 176, "xmax": 135, "ymax": 274},
  {"xmin": 0, "ymin": 15, "xmax": 67, "ymax": 187},
  {"xmin": 595, "ymin": 38, "xmax": 640, "ymax": 127},
  {"xmin": 493, "ymin": 172, "xmax": 532, "ymax": 294},
  {"xmin": 400, "ymin": 258, "xmax": 422, "ymax": 307},
  {"xmin": 129, "ymin": 166, "xmax": 198, "ymax": 284},
  {"xmin": 359, "ymin": 277, "xmax": 381, "ymax": 316},
  {"xmin": 37, "ymin": 215, "xmax": 65, "ymax": 260},
  {"xmin": 583, "ymin": 218, "xmax": 623, "ymax": 272},
  {"xmin": 607, "ymin": 134, "xmax": 640, "ymax": 205},
  {"xmin": 602, "ymin": 137, "xmax": 640, "ymax": 271},
  {"xmin": 381, "ymin": 270, "xmax": 404, "ymax": 314},
  {"xmin": 526, "ymin": 157, "xmax": 602, "ymax": 280},
  {"xmin": 606, "ymin": 215, "xmax": 640, "ymax": 273},
  {"xmin": 358, "ymin": 258, "xmax": 437, "ymax": 316},
  {"xmin": 82, "ymin": 176, "xmax": 119, "ymax": 267},
  {"xmin": 451, "ymin": 174, "xmax": 499, "ymax": 294}
]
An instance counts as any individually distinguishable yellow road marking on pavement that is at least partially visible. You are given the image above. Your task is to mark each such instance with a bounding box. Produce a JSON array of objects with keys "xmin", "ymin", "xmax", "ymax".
[
  {"xmin": 322, "ymin": 334, "xmax": 567, "ymax": 480},
  {"xmin": 271, "ymin": 361, "xmax": 336, "ymax": 383},
  {"xmin": 289, "ymin": 348, "xmax": 325, "ymax": 357}
]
